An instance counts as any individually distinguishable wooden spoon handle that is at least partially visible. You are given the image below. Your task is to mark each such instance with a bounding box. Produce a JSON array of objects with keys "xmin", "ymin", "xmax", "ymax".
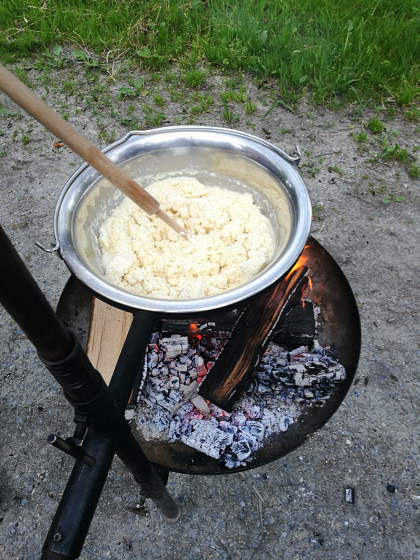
[{"xmin": 0, "ymin": 64, "xmax": 187, "ymax": 235}]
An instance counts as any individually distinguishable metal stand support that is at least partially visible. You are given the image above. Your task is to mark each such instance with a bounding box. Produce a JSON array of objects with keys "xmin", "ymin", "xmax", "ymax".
[{"xmin": 0, "ymin": 226, "xmax": 181, "ymax": 560}]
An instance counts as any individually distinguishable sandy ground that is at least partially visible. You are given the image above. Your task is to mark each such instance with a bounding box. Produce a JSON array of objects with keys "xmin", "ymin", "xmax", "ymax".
[{"xmin": 0, "ymin": 60, "xmax": 419, "ymax": 559}]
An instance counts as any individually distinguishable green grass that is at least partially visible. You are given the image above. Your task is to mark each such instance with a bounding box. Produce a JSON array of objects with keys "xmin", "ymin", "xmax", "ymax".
[
  {"xmin": 182, "ymin": 69, "xmax": 207, "ymax": 88},
  {"xmin": 367, "ymin": 116, "xmax": 385, "ymax": 133},
  {"xmin": 379, "ymin": 141, "xmax": 413, "ymax": 164},
  {"xmin": 220, "ymin": 88, "xmax": 247, "ymax": 104},
  {"xmin": 353, "ymin": 130, "xmax": 368, "ymax": 143},
  {"xmin": 0, "ymin": 0, "xmax": 419, "ymax": 105},
  {"xmin": 189, "ymin": 92, "xmax": 214, "ymax": 115},
  {"xmin": 410, "ymin": 164, "xmax": 420, "ymax": 178}
]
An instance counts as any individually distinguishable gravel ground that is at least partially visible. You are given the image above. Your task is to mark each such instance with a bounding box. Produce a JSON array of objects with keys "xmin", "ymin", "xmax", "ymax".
[{"xmin": 0, "ymin": 59, "xmax": 419, "ymax": 559}]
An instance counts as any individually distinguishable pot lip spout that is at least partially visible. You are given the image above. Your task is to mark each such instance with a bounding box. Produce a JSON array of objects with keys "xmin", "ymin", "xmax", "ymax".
[{"xmin": 54, "ymin": 126, "xmax": 312, "ymax": 314}]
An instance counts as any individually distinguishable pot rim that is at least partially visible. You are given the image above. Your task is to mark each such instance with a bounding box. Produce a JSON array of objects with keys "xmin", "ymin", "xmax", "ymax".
[{"xmin": 54, "ymin": 126, "xmax": 312, "ymax": 314}]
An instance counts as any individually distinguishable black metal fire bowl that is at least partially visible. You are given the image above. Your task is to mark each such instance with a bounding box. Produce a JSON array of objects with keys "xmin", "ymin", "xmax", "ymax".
[{"xmin": 57, "ymin": 236, "xmax": 361, "ymax": 475}]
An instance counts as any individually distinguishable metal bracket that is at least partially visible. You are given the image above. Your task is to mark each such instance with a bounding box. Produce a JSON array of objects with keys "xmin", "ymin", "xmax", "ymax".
[
  {"xmin": 35, "ymin": 240, "xmax": 61, "ymax": 256},
  {"xmin": 48, "ymin": 433, "xmax": 96, "ymax": 467},
  {"xmin": 289, "ymin": 144, "xmax": 302, "ymax": 167}
]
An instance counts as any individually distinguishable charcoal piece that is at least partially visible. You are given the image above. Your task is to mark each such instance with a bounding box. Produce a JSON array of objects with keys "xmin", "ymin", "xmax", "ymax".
[
  {"xmin": 237, "ymin": 431, "xmax": 258, "ymax": 452},
  {"xmin": 179, "ymin": 419, "xmax": 233, "ymax": 459},
  {"xmin": 223, "ymin": 455, "xmax": 238, "ymax": 470},
  {"xmin": 279, "ymin": 415, "xmax": 294, "ymax": 431},
  {"xmin": 231, "ymin": 412, "xmax": 247, "ymax": 428},
  {"xmin": 327, "ymin": 363, "xmax": 346, "ymax": 381},
  {"xmin": 190, "ymin": 394, "xmax": 211, "ymax": 414},
  {"xmin": 160, "ymin": 335, "xmax": 189, "ymax": 358},
  {"xmin": 241, "ymin": 420, "xmax": 265, "ymax": 442},
  {"xmin": 293, "ymin": 362, "xmax": 346, "ymax": 387},
  {"xmin": 148, "ymin": 352, "xmax": 159, "ymax": 368},
  {"xmin": 231, "ymin": 440, "xmax": 252, "ymax": 461},
  {"xmin": 155, "ymin": 409, "xmax": 171, "ymax": 432},
  {"xmin": 261, "ymin": 408, "xmax": 291, "ymax": 432},
  {"xmin": 168, "ymin": 416, "xmax": 184, "ymax": 440},
  {"xmin": 158, "ymin": 390, "xmax": 183, "ymax": 412},
  {"xmin": 198, "ymin": 266, "xmax": 309, "ymax": 411},
  {"xmin": 294, "ymin": 370, "xmax": 319, "ymax": 387},
  {"xmin": 218, "ymin": 421, "xmax": 238, "ymax": 436},
  {"xmin": 168, "ymin": 376, "xmax": 180, "ymax": 390}
]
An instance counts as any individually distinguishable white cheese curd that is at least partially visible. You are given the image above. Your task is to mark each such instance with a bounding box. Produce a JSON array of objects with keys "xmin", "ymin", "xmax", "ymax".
[{"xmin": 99, "ymin": 176, "xmax": 276, "ymax": 299}]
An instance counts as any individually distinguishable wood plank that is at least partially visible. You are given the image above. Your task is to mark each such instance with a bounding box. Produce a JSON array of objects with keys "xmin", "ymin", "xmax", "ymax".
[{"xmin": 86, "ymin": 298, "xmax": 133, "ymax": 385}]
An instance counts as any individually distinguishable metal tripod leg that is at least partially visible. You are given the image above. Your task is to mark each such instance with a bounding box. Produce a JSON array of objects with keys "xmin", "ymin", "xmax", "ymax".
[{"xmin": 0, "ymin": 226, "xmax": 180, "ymax": 560}]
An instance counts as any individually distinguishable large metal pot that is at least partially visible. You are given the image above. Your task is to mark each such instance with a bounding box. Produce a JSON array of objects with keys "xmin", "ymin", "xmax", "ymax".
[{"xmin": 54, "ymin": 126, "xmax": 312, "ymax": 314}]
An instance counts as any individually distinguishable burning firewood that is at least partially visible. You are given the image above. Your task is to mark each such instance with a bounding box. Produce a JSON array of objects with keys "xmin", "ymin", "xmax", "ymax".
[
  {"xmin": 198, "ymin": 266, "xmax": 309, "ymax": 411},
  {"xmin": 273, "ymin": 301, "xmax": 315, "ymax": 347}
]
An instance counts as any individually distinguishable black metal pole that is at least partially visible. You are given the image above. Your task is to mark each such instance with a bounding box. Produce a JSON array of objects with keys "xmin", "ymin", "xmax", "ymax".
[
  {"xmin": 0, "ymin": 225, "xmax": 73, "ymax": 362},
  {"xmin": 0, "ymin": 226, "xmax": 180, "ymax": 559},
  {"xmin": 108, "ymin": 310, "xmax": 155, "ymax": 408},
  {"xmin": 41, "ymin": 428, "xmax": 120, "ymax": 560}
]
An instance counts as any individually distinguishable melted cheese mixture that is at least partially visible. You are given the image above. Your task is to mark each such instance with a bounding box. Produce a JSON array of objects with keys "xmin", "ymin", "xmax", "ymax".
[{"xmin": 99, "ymin": 176, "xmax": 275, "ymax": 299}]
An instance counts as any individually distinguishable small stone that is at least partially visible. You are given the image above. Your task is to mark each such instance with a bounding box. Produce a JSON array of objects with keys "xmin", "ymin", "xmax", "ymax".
[{"xmin": 345, "ymin": 487, "xmax": 355, "ymax": 503}]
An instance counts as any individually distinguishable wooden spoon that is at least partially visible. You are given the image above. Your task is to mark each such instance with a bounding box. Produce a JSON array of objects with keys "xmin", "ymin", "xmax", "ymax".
[{"xmin": 0, "ymin": 64, "xmax": 188, "ymax": 236}]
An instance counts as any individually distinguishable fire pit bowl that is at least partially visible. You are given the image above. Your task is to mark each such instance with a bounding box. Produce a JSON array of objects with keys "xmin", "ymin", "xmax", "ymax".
[{"xmin": 54, "ymin": 126, "xmax": 312, "ymax": 314}]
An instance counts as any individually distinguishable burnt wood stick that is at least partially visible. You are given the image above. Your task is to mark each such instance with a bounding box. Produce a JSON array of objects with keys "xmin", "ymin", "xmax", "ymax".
[
  {"xmin": 273, "ymin": 301, "xmax": 315, "ymax": 347},
  {"xmin": 198, "ymin": 266, "xmax": 309, "ymax": 411}
]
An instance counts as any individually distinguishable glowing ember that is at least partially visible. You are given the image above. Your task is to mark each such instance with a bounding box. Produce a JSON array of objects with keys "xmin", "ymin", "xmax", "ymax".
[{"xmin": 126, "ymin": 304, "xmax": 346, "ymax": 469}]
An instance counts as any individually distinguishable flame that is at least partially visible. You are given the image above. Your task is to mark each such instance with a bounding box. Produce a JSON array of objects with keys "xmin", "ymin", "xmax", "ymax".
[
  {"xmin": 188, "ymin": 322, "xmax": 203, "ymax": 341},
  {"xmin": 285, "ymin": 244, "xmax": 312, "ymax": 307},
  {"xmin": 286, "ymin": 244, "xmax": 311, "ymax": 279}
]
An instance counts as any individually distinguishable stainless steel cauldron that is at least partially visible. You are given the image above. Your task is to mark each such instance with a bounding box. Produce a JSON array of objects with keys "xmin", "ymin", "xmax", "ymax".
[{"xmin": 54, "ymin": 126, "xmax": 312, "ymax": 314}]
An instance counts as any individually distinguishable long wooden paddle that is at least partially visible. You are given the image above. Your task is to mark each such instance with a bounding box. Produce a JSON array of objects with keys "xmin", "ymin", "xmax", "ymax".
[{"xmin": 0, "ymin": 64, "xmax": 188, "ymax": 236}]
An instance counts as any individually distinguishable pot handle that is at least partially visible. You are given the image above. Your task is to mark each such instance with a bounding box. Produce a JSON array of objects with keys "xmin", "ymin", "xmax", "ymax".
[
  {"xmin": 274, "ymin": 143, "xmax": 301, "ymax": 167},
  {"xmin": 36, "ymin": 240, "xmax": 61, "ymax": 256}
]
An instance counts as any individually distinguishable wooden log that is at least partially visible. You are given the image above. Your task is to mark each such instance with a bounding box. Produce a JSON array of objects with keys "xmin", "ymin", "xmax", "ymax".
[
  {"xmin": 198, "ymin": 266, "xmax": 309, "ymax": 411},
  {"xmin": 273, "ymin": 301, "xmax": 315, "ymax": 347},
  {"xmin": 86, "ymin": 298, "xmax": 133, "ymax": 385},
  {"xmin": 159, "ymin": 303, "xmax": 315, "ymax": 346}
]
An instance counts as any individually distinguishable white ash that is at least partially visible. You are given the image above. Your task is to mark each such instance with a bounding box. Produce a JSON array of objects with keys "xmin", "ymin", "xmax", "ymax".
[{"xmin": 127, "ymin": 330, "xmax": 346, "ymax": 469}]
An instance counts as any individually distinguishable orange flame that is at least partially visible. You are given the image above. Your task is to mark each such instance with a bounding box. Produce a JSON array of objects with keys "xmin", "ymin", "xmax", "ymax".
[
  {"xmin": 285, "ymin": 244, "xmax": 312, "ymax": 307},
  {"xmin": 188, "ymin": 323, "xmax": 203, "ymax": 340},
  {"xmin": 286, "ymin": 244, "xmax": 311, "ymax": 279}
]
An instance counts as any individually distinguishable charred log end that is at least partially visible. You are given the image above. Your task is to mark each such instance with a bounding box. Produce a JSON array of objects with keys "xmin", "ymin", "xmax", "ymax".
[
  {"xmin": 273, "ymin": 301, "xmax": 315, "ymax": 347},
  {"xmin": 198, "ymin": 266, "xmax": 309, "ymax": 411}
]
